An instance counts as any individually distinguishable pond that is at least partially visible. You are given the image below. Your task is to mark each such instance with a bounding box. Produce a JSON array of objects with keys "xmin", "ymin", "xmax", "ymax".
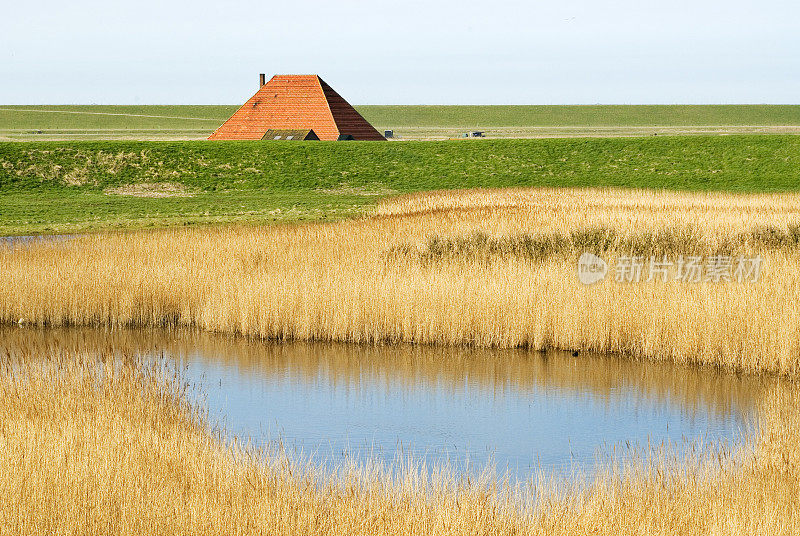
[{"xmin": 0, "ymin": 326, "xmax": 771, "ymax": 481}]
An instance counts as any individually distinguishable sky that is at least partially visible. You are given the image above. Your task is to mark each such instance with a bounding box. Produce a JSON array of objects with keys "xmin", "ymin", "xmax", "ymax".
[{"xmin": 2, "ymin": 0, "xmax": 798, "ymax": 105}]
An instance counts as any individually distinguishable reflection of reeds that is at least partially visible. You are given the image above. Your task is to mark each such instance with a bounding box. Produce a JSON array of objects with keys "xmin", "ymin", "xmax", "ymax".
[
  {"xmin": 3, "ymin": 188, "xmax": 800, "ymax": 374},
  {"xmin": 0, "ymin": 326, "xmax": 770, "ymax": 420},
  {"xmin": 2, "ymin": 345, "xmax": 799, "ymax": 534}
]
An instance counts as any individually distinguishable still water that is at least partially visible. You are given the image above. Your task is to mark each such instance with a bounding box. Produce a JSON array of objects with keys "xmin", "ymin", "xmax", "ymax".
[
  {"xmin": 1, "ymin": 327, "xmax": 770, "ymax": 480},
  {"xmin": 0, "ymin": 235, "xmax": 73, "ymax": 247}
]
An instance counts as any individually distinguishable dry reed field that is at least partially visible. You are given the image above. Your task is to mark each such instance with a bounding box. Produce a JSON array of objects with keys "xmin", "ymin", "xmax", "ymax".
[
  {"xmin": 0, "ymin": 344, "xmax": 798, "ymax": 535},
  {"xmin": 3, "ymin": 188, "xmax": 800, "ymax": 534},
  {"xmin": 2, "ymin": 187, "xmax": 800, "ymax": 374}
]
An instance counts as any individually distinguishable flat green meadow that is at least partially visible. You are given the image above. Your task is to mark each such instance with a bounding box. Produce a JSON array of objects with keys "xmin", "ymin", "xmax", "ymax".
[{"xmin": 3, "ymin": 104, "xmax": 800, "ymax": 140}]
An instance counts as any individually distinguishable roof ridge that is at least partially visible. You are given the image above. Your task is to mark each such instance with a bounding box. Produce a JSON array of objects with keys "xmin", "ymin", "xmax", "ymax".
[{"xmin": 315, "ymin": 75, "xmax": 340, "ymax": 138}]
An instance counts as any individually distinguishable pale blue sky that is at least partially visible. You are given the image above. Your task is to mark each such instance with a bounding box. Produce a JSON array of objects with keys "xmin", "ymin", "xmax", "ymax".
[{"xmin": 2, "ymin": 0, "xmax": 798, "ymax": 104}]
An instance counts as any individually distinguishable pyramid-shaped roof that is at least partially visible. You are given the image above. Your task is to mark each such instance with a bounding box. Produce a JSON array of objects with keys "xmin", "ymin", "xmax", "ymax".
[{"xmin": 208, "ymin": 75, "xmax": 385, "ymax": 141}]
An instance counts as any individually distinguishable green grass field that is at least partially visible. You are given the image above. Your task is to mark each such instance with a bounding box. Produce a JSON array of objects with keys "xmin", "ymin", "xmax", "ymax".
[
  {"xmin": 364, "ymin": 104, "xmax": 800, "ymax": 127},
  {"xmin": 2, "ymin": 105, "xmax": 800, "ymax": 140},
  {"xmin": 0, "ymin": 105, "xmax": 234, "ymax": 141},
  {"xmin": 1, "ymin": 135, "xmax": 798, "ymax": 235}
]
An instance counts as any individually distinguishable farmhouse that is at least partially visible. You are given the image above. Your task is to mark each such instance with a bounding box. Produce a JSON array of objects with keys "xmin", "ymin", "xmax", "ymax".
[{"xmin": 208, "ymin": 74, "xmax": 385, "ymax": 141}]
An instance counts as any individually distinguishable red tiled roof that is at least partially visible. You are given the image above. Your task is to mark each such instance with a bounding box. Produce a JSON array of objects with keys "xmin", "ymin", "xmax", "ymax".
[{"xmin": 208, "ymin": 75, "xmax": 385, "ymax": 141}]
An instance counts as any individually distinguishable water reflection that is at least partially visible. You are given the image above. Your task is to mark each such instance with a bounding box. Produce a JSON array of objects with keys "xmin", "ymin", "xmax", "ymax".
[
  {"xmin": 0, "ymin": 235, "xmax": 73, "ymax": 248},
  {"xmin": 0, "ymin": 326, "xmax": 773, "ymax": 480}
]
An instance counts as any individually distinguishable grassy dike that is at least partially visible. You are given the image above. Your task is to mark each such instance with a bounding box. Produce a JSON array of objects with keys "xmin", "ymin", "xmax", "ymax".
[{"xmin": 1, "ymin": 135, "xmax": 799, "ymax": 235}]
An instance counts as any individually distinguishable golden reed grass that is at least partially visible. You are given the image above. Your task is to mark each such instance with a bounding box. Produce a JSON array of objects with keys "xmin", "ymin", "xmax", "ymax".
[
  {"xmin": 2, "ymin": 187, "xmax": 800, "ymax": 374},
  {"xmin": 1, "ymin": 345, "xmax": 799, "ymax": 535},
  {"xmin": 3, "ymin": 188, "xmax": 800, "ymax": 534}
]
